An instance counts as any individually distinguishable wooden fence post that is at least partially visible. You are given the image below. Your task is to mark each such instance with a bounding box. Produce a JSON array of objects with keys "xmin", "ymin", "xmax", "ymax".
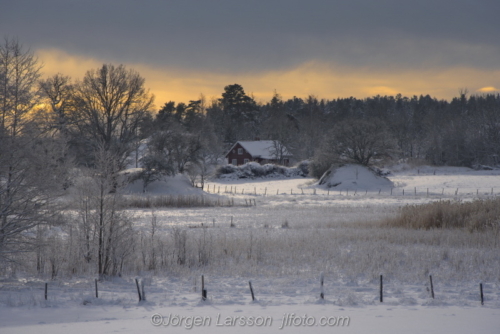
[
  {"xmin": 249, "ymin": 281, "xmax": 255, "ymax": 301},
  {"xmin": 45, "ymin": 282, "xmax": 48, "ymax": 300},
  {"xmin": 380, "ymin": 275, "xmax": 383, "ymax": 302},
  {"xmin": 141, "ymin": 279, "xmax": 146, "ymax": 301},
  {"xmin": 135, "ymin": 278, "xmax": 142, "ymax": 301},
  {"xmin": 202, "ymin": 275, "xmax": 207, "ymax": 301},
  {"xmin": 320, "ymin": 272, "xmax": 324, "ymax": 299},
  {"xmin": 480, "ymin": 283, "xmax": 484, "ymax": 305},
  {"xmin": 429, "ymin": 275, "xmax": 434, "ymax": 299},
  {"xmin": 95, "ymin": 279, "xmax": 98, "ymax": 298}
]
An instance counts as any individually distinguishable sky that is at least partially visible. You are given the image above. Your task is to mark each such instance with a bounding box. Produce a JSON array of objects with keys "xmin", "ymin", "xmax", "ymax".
[{"xmin": 1, "ymin": 0, "xmax": 499, "ymax": 107}]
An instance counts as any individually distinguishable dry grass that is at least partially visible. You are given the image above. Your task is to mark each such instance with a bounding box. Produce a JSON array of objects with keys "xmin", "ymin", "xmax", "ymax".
[
  {"xmin": 386, "ymin": 198, "xmax": 500, "ymax": 231},
  {"xmin": 123, "ymin": 195, "xmax": 235, "ymax": 208}
]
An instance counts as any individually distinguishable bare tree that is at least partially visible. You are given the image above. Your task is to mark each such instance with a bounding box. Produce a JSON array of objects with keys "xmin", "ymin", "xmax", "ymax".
[
  {"xmin": 185, "ymin": 156, "xmax": 214, "ymax": 189},
  {"xmin": 332, "ymin": 118, "xmax": 396, "ymax": 166},
  {"xmin": 0, "ymin": 38, "xmax": 68, "ymax": 265},
  {"xmin": 167, "ymin": 129, "xmax": 203, "ymax": 174},
  {"xmin": 39, "ymin": 73, "xmax": 74, "ymax": 136},
  {"xmin": 138, "ymin": 124, "xmax": 203, "ymax": 191},
  {"xmin": 70, "ymin": 64, "xmax": 154, "ymax": 169},
  {"xmin": 0, "ymin": 38, "xmax": 41, "ymax": 135},
  {"xmin": 72, "ymin": 145, "xmax": 134, "ymax": 278},
  {"xmin": 269, "ymin": 140, "xmax": 292, "ymax": 165}
]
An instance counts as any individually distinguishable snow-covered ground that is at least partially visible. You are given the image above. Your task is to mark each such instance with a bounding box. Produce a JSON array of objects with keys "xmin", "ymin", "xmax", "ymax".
[
  {"xmin": 2, "ymin": 272, "xmax": 500, "ymax": 333},
  {"xmin": 2, "ymin": 164, "xmax": 500, "ymax": 333},
  {"xmin": 1, "ymin": 275, "xmax": 499, "ymax": 333},
  {"xmin": 202, "ymin": 164, "xmax": 500, "ymax": 208}
]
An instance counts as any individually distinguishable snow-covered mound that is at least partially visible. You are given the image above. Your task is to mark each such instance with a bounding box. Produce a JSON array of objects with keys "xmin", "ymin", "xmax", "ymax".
[
  {"xmin": 215, "ymin": 161, "xmax": 309, "ymax": 180},
  {"xmin": 318, "ymin": 164, "xmax": 393, "ymax": 190}
]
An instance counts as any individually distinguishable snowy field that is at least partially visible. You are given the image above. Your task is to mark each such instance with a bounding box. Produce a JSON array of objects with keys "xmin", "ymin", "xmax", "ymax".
[{"xmin": 1, "ymin": 165, "xmax": 500, "ymax": 333}]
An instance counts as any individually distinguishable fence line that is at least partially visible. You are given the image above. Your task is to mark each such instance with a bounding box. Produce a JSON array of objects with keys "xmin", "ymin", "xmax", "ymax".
[
  {"xmin": 21, "ymin": 275, "xmax": 490, "ymax": 306},
  {"xmin": 204, "ymin": 184, "xmax": 498, "ymax": 199}
]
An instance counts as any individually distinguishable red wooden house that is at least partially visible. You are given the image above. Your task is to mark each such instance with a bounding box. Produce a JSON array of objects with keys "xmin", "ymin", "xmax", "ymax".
[{"xmin": 225, "ymin": 140, "xmax": 292, "ymax": 166}]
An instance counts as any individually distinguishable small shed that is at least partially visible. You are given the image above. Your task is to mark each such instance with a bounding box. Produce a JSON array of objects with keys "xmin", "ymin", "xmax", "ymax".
[{"xmin": 225, "ymin": 140, "xmax": 292, "ymax": 166}]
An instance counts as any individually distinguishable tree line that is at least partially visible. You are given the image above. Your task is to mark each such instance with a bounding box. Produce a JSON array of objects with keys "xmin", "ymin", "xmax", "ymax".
[{"xmin": 1, "ymin": 37, "xmax": 500, "ymax": 277}]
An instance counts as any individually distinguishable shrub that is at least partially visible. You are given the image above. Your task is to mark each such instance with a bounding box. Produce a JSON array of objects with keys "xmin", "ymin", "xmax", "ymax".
[
  {"xmin": 215, "ymin": 161, "xmax": 308, "ymax": 179},
  {"xmin": 296, "ymin": 160, "xmax": 309, "ymax": 176},
  {"xmin": 309, "ymin": 153, "xmax": 337, "ymax": 179},
  {"xmin": 123, "ymin": 195, "xmax": 234, "ymax": 208},
  {"xmin": 386, "ymin": 198, "xmax": 500, "ymax": 231}
]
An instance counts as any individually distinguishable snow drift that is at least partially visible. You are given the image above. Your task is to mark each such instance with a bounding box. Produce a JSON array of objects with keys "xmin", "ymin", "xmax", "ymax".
[{"xmin": 318, "ymin": 164, "xmax": 393, "ymax": 190}]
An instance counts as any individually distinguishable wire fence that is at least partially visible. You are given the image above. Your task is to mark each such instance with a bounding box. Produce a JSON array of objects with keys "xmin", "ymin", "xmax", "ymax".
[{"xmin": 203, "ymin": 184, "xmax": 499, "ymax": 199}]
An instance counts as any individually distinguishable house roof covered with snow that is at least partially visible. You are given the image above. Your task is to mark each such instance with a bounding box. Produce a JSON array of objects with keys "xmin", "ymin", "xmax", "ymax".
[{"xmin": 226, "ymin": 140, "xmax": 292, "ymax": 160}]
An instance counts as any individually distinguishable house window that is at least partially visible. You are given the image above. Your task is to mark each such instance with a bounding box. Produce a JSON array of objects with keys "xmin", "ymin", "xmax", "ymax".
[
  {"xmin": 232, "ymin": 159, "xmax": 237, "ymax": 165},
  {"xmin": 238, "ymin": 148, "xmax": 243, "ymax": 155},
  {"xmin": 244, "ymin": 159, "xmax": 249, "ymax": 164}
]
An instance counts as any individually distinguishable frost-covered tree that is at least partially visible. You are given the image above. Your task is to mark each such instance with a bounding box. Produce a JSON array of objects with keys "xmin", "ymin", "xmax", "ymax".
[
  {"xmin": 0, "ymin": 38, "xmax": 68, "ymax": 264},
  {"xmin": 72, "ymin": 146, "xmax": 134, "ymax": 278}
]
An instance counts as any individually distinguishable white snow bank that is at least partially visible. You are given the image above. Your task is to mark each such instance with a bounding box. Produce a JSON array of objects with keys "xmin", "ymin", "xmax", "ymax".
[{"xmin": 318, "ymin": 164, "xmax": 393, "ymax": 190}]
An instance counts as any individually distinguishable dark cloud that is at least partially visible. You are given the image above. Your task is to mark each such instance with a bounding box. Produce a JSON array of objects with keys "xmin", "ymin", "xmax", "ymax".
[{"xmin": 1, "ymin": 0, "xmax": 499, "ymax": 72}]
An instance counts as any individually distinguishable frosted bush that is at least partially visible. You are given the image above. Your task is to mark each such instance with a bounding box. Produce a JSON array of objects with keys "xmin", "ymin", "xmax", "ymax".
[{"xmin": 215, "ymin": 161, "xmax": 309, "ymax": 179}]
